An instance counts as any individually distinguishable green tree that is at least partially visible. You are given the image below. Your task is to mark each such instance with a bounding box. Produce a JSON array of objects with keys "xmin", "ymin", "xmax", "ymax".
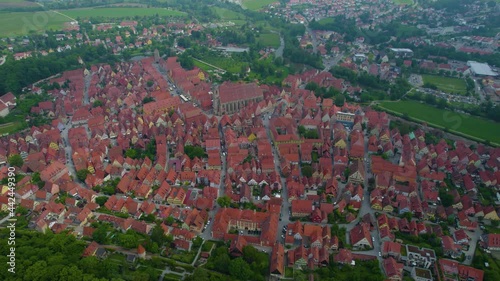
[
  {"xmin": 334, "ymin": 94, "xmax": 345, "ymax": 106},
  {"xmin": 76, "ymin": 169, "xmax": 90, "ymax": 182},
  {"xmin": 8, "ymin": 154, "xmax": 24, "ymax": 167},
  {"xmin": 301, "ymin": 165, "xmax": 313, "ymax": 178},
  {"xmin": 217, "ymin": 196, "xmax": 231, "ymax": 208},
  {"xmin": 165, "ymin": 216, "xmax": 175, "ymax": 225},
  {"xmin": 184, "ymin": 145, "xmax": 207, "ymax": 159},
  {"xmin": 125, "ymin": 148, "xmax": 139, "ymax": 159},
  {"xmin": 95, "ymin": 196, "xmax": 108, "ymax": 206},
  {"xmin": 150, "ymin": 224, "xmax": 166, "ymax": 246},
  {"xmin": 142, "ymin": 97, "xmax": 155, "ymax": 104},
  {"xmin": 92, "ymin": 100, "xmax": 103, "ymax": 107},
  {"xmin": 229, "ymin": 257, "xmax": 252, "ymax": 280},
  {"xmin": 92, "ymin": 226, "xmax": 109, "ymax": 244}
]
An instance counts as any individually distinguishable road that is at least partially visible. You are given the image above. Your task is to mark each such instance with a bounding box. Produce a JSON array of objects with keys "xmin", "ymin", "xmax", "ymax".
[
  {"xmin": 322, "ymin": 52, "xmax": 345, "ymax": 72},
  {"xmin": 304, "ymin": 20, "xmax": 318, "ymax": 54},
  {"xmin": 272, "ymin": 31, "xmax": 285, "ymax": 58},
  {"xmin": 262, "ymin": 112, "xmax": 291, "ymax": 244},
  {"xmin": 82, "ymin": 68, "xmax": 93, "ymax": 106}
]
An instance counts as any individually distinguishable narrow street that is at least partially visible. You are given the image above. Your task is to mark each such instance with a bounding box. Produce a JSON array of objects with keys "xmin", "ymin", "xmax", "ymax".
[{"xmin": 262, "ymin": 112, "xmax": 290, "ymax": 244}]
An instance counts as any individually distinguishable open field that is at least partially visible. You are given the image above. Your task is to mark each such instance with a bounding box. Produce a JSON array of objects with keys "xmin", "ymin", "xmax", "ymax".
[
  {"xmin": 0, "ymin": 122, "xmax": 23, "ymax": 135},
  {"xmin": 60, "ymin": 7, "xmax": 186, "ymax": 19},
  {"xmin": 0, "ymin": 11, "xmax": 68, "ymax": 36},
  {"xmin": 242, "ymin": 0, "xmax": 276, "ymax": 10},
  {"xmin": 378, "ymin": 101, "xmax": 500, "ymax": 144},
  {"xmin": 422, "ymin": 74, "xmax": 467, "ymax": 95},
  {"xmin": 258, "ymin": 33, "xmax": 280, "ymax": 47}
]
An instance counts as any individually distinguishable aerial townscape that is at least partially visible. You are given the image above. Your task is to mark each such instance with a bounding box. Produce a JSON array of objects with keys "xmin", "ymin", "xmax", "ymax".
[{"xmin": 0, "ymin": 0, "xmax": 499, "ymax": 280}]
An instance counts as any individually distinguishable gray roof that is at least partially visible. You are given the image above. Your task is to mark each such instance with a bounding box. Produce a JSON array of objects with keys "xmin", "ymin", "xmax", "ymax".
[{"xmin": 467, "ymin": 61, "xmax": 498, "ymax": 76}]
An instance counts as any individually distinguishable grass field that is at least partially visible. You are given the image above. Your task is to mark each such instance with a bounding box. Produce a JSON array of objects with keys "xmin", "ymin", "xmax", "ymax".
[
  {"xmin": 258, "ymin": 33, "xmax": 280, "ymax": 47},
  {"xmin": 378, "ymin": 101, "xmax": 500, "ymax": 144},
  {"xmin": 212, "ymin": 7, "xmax": 245, "ymax": 20},
  {"xmin": 422, "ymin": 74, "xmax": 467, "ymax": 95},
  {"xmin": 393, "ymin": 0, "xmax": 414, "ymax": 4},
  {"xmin": 0, "ymin": 122, "xmax": 23, "ymax": 135},
  {"xmin": 60, "ymin": 7, "xmax": 186, "ymax": 19},
  {"xmin": 193, "ymin": 60, "xmax": 217, "ymax": 73},
  {"xmin": 201, "ymin": 56, "xmax": 247, "ymax": 73},
  {"xmin": 242, "ymin": 0, "xmax": 276, "ymax": 10}
]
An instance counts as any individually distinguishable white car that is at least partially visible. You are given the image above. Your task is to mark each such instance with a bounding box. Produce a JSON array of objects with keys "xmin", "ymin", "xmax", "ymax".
[{"xmin": 378, "ymin": 252, "xmax": 381, "ymax": 257}]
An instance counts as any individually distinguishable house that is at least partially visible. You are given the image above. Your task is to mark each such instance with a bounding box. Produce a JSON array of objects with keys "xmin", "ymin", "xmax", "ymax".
[
  {"xmin": 382, "ymin": 241, "xmax": 402, "ymax": 260},
  {"xmin": 82, "ymin": 241, "xmax": 99, "ymax": 257},
  {"xmin": 349, "ymin": 224, "xmax": 372, "ymax": 249},
  {"xmin": 291, "ymin": 200, "xmax": 313, "ymax": 217},
  {"xmin": 383, "ymin": 257, "xmax": 404, "ymax": 281},
  {"xmin": 405, "ymin": 245, "xmax": 436, "ymax": 268},
  {"xmin": 411, "ymin": 267, "xmax": 433, "ymax": 281},
  {"xmin": 487, "ymin": 234, "xmax": 500, "ymax": 251},
  {"xmin": 270, "ymin": 243, "xmax": 285, "ymax": 276},
  {"xmin": 348, "ymin": 160, "xmax": 365, "ymax": 184},
  {"xmin": 439, "ymin": 259, "xmax": 483, "ymax": 281},
  {"xmin": 442, "ymin": 236, "xmax": 461, "ymax": 259},
  {"xmin": 334, "ymin": 248, "xmax": 354, "ymax": 265}
]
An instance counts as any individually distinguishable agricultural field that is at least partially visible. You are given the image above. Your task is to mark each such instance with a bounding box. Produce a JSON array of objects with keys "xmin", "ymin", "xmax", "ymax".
[
  {"xmin": 379, "ymin": 101, "xmax": 500, "ymax": 144},
  {"xmin": 242, "ymin": 0, "xmax": 276, "ymax": 10},
  {"xmin": 60, "ymin": 7, "xmax": 186, "ymax": 19},
  {"xmin": 0, "ymin": 7, "xmax": 185, "ymax": 36},
  {"xmin": 0, "ymin": 0, "xmax": 37, "ymax": 8},
  {"xmin": 0, "ymin": 11, "xmax": 68, "ymax": 36},
  {"xmin": 422, "ymin": 74, "xmax": 467, "ymax": 95},
  {"xmin": 257, "ymin": 33, "xmax": 280, "ymax": 48}
]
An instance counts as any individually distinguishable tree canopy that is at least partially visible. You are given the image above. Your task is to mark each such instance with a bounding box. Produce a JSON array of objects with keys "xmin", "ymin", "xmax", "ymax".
[{"xmin": 8, "ymin": 154, "xmax": 24, "ymax": 167}]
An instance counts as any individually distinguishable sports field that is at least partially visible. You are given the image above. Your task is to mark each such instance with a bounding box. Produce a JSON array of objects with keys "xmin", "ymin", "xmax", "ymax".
[
  {"xmin": 379, "ymin": 101, "xmax": 500, "ymax": 144},
  {"xmin": 242, "ymin": 0, "xmax": 276, "ymax": 10},
  {"xmin": 422, "ymin": 74, "xmax": 467, "ymax": 95}
]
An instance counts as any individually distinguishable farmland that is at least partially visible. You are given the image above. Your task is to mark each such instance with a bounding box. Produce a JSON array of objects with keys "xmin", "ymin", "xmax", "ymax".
[
  {"xmin": 0, "ymin": 11, "xmax": 68, "ymax": 37},
  {"xmin": 242, "ymin": 0, "xmax": 276, "ymax": 10},
  {"xmin": 422, "ymin": 74, "xmax": 467, "ymax": 95},
  {"xmin": 0, "ymin": 7, "xmax": 185, "ymax": 36},
  {"xmin": 59, "ymin": 7, "xmax": 186, "ymax": 19},
  {"xmin": 378, "ymin": 101, "xmax": 500, "ymax": 145}
]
